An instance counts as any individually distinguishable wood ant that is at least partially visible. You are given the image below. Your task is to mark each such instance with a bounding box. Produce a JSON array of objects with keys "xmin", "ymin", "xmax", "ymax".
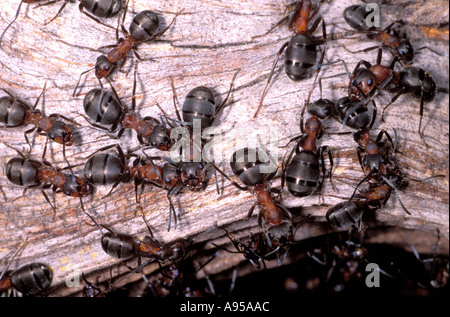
[
  {"xmin": 281, "ymin": 105, "xmax": 333, "ymax": 198},
  {"xmin": 0, "ymin": 0, "xmax": 122, "ymax": 48},
  {"xmin": 212, "ymin": 147, "xmax": 292, "ymax": 228},
  {"xmin": 343, "ymin": 6, "xmax": 441, "ymax": 65},
  {"xmin": 82, "ymin": 209, "xmax": 216, "ymax": 291},
  {"xmin": 81, "ymin": 63, "xmax": 172, "ymax": 147},
  {"xmin": 308, "ymin": 67, "xmax": 376, "ymax": 131},
  {"xmin": 4, "ymin": 143, "xmax": 93, "ymax": 213},
  {"xmin": 0, "ymin": 242, "xmax": 53, "ymax": 296},
  {"xmin": 212, "ymin": 223, "xmax": 293, "ymax": 269},
  {"xmin": 345, "ymin": 48, "xmax": 443, "ymax": 146},
  {"xmin": 252, "ymin": 0, "xmax": 327, "ymax": 118},
  {"xmin": 74, "ymin": 0, "xmax": 181, "ymax": 93},
  {"xmin": 83, "ymin": 143, "xmax": 187, "ymax": 230},
  {"xmin": 1, "ymin": 84, "xmax": 78, "ymax": 163}
]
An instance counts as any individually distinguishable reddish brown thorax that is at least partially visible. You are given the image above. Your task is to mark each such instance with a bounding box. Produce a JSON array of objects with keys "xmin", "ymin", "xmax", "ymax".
[
  {"xmin": 365, "ymin": 184, "xmax": 390, "ymax": 202},
  {"xmin": 375, "ymin": 32, "xmax": 399, "ymax": 48},
  {"xmin": 254, "ymin": 184, "xmax": 282, "ymax": 225},
  {"xmin": 108, "ymin": 36, "xmax": 136, "ymax": 63},
  {"xmin": 371, "ymin": 64, "xmax": 393, "ymax": 85},
  {"xmin": 290, "ymin": 0, "xmax": 313, "ymax": 34},
  {"xmin": 301, "ymin": 116, "xmax": 322, "ymax": 152},
  {"xmin": 122, "ymin": 114, "xmax": 154, "ymax": 138}
]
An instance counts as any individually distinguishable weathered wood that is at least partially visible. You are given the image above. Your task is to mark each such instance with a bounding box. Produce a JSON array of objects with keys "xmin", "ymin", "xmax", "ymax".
[{"xmin": 0, "ymin": 0, "xmax": 448, "ymax": 296}]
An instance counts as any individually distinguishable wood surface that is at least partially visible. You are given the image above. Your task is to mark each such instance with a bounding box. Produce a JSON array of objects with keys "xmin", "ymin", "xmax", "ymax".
[{"xmin": 0, "ymin": 0, "xmax": 448, "ymax": 296}]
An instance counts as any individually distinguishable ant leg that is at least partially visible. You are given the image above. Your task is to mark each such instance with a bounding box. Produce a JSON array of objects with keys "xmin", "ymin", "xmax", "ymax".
[
  {"xmin": 24, "ymin": 127, "xmax": 36, "ymax": 151},
  {"xmin": 343, "ymin": 44, "xmax": 381, "ymax": 55},
  {"xmin": 252, "ymin": 15, "xmax": 290, "ymax": 40},
  {"xmin": 253, "ymin": 41, "xmax": 289, "ymax": 119},
  {"xmin": 380, "ymin": 89, "xmax": 405, "ymax": 122},
  {"xmin": 0, "ymin": 0, "xmax": 26, "ymax": 48},
  {"xmin": 41, "ymin": 189, "xmax": 57, "ymax": 214},
  {"xmin": 167, "ymin": 182, "xmax": 183, "ymax": 231},
  {"xmin": 210, "ymin": 163, "xmax": 248, "ymax": 191},
  {"xmin": 415, "ymin": 46, "xmax": 443, "ymax": 57},
  {"xmin": 44, "ymin": 0, "xmax": 69, "ymax": 25},
  {"xmin": 78, "ymin": 4, "xmax": 116, "ymax": 30},
  {"xmin": 417, "ymin": 87, "xmax": 429, "ymax": 148},
  {"xmin": 245, "ymin": 202, "xmax": 258, "ymax": 220},
  {"xmin": 210, "ymin": 69, "xmax": 240, "ymax": 127},
  {"xmin": 73, "ymin": 67, "xmax": 95, "ymax": 97},
  {"xmin": 170, "ymin": 79, "xmax": 183, "ymax": 121}
]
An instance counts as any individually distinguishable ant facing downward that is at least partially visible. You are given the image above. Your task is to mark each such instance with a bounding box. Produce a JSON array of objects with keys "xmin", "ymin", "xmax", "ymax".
[{"xmin": 212, "ymin": 147, "xmax": 293, "ymax": 230}]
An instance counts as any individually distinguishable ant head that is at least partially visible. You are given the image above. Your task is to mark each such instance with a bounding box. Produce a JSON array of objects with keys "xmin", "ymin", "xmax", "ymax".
[
  {"xmin": 95, "ymin": 55, "xmax": 114, "ymax": 79},
  {"xmin": 304, "ymin": 116, "xmax": 323, "ymax": 139},
  {"xmin": 48, "ymin": 121, "xmax": 74, "ymax": 146},
  {"xmin": 267, "ymin": 220, "xmax": 294, "ymax": 248},
  {"xmin": 307, "ymin": 98, "xmax": 336, "ymax": 119},
  {"xmin": 166, "ymin": 240, "xmax": 189, "ymax": 262},
  {"xmin": 63, "ymin": 176, "xmax": 94, "ymax": 197},
  {"xmin": 349, "ymin": 68, "xmax": 376, "ymax": 101},
  {"xmin": 147, "ymin": 125, "xmax": 173, "ymax": 150}
]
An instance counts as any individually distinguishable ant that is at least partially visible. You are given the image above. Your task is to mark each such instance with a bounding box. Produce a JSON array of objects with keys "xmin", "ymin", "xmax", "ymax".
[
  {"xmin": 83, "ymin": 143, "xmax": 186, "ymax": 230},
  {"xmin": 212, "ymin": 223, "xmax": 294, "ymax": 269},
  {"xmin": 0, "ymin": 242, "xmax": 53, "ymax": 296},
  {"xmin": 281, "ymin": 102, "xmax": 333, "ymax": 199},
  {"xmin": 74, "ymin": 0, "xmax": 181, "ymax": 93},
  {"xmin": 307, "ymin": 66, "xmax": 377, "ymax": 131},
  {"xmin": 4, "ymin": 143, "xmax": 93, "ymax": 213},
  {"xmin": 81, "ymin": 63, "xmax": 173, "ymax": 147},
  {"xmin": 82, "ymin": 209, "xmax": 216, "ymax": 291},
  {"xmin": 343, "ymin": 5, "xmax": 441, "ymax": 65},
  {"xmin": 211, "ymin": 147, "xmax": 293, "ymax": 229},
  {"xmin": 345, "ymin": 48, "xmax": 443, "ymax": 146},
  {"xmin": 1, "ymin": 84, "xmax": 78, "ymax": 163},
  {"xmin": 0, "ymin": 0, "xmax": 122, "ymax": 48},
  {"xmin": 252, "ymin": 0, "xmax": 327, "ymax": 118}
]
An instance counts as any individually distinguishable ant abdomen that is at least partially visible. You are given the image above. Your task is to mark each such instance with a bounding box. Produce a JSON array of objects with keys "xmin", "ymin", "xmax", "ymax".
[
  {"xmin": 130, "ymin": 10, "xmax": 160, "ymax": 42},
  {"xmin": 83, "ymin": 88, "xmax": 123, "ymax": 125}
]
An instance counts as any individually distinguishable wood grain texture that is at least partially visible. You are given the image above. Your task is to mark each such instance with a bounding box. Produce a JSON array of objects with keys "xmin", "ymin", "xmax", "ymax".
[{"xmin": 0, "ymin": 0, "xmax": 448, "ymax": 296}]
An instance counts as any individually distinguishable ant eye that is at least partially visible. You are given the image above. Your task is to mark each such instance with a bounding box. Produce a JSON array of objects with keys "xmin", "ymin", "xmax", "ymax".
[
  {"xmin": 367, "ymin": 78, "xmax": 373, "ymax": 86},
  {"xmin": 165, "ymin": 177, "xmax": 171, "ymax": 183},
  {"xmin": 151, "ymin": 141, "xmax": 157, "ymax": 146},
  {"xmin": 199, "ymin": 164, "xmax": 203, "ymax": 170}
]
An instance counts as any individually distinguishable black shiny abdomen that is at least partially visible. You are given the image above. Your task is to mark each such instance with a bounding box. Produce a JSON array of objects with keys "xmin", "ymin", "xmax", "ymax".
[
  {"xmin": 10, "ymin": 263, "xmax": 53, "ymax": 296},
  {"xmin": 182, "ymin": 86, "xmax": 216, "ymax": 129},
  {"xmin": 82, "ymin": 0, "xmax": 122, "ymax": 18},
  {"xmin": 285, "ymin": 34, "xmax": 318, "ymax": 81},
  {"xmin": 5, "ymin": 157, "xmax": 41, "ymax": 187},
  {"xmin": 285, "ymin": 150, "xmax": 320, "ymax": 197},
  {"xmin": 83, "ymin": 89, "xmax": 123, "ymax": 125},
  {"xmin": 130, "ymin": 10, "xmax": 159, "ymax": 42},
  {"xmin": 0, "ymin": 96, "xmax": 29, "ymax": 126},
  {"xmin": 84, "ymin": 153, "xmax": 124, "ymax": 184}
]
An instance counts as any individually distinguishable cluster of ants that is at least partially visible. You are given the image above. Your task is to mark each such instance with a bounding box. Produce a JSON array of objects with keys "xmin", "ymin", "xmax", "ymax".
[{"xmin": 0, "ymin": 0, "xmax": 448, "ymax": 297}]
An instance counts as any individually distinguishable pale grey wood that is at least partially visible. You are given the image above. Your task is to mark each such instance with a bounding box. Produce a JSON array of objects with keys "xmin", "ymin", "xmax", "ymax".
[{"xmin": 0, "ymin": 0, "xmax": 448, "ymax": 296}]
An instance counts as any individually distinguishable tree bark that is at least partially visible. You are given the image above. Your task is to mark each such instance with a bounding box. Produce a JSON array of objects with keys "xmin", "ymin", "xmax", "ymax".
[{"xmin": 0, "ymin": 0, "xmax": 448, "ymax": 296}]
